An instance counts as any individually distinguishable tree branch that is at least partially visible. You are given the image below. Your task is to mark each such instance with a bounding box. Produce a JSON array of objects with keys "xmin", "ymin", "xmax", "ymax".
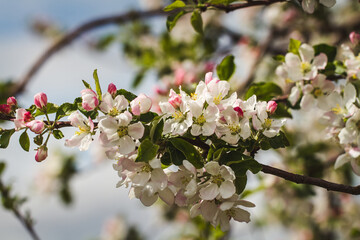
[
  {"xmin": 10, "ymin": 9, "xmax": 168, "ymax": 97},
  {"xmin": 260, "ymin": 164, "xmax": 360, "ymax": 195},
  {"xmin": 205, "ymin": 0, "xmax": 287, "ymax": 12}
]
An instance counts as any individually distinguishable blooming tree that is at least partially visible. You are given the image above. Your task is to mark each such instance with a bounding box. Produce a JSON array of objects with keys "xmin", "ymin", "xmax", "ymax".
[{"xmin": 1, "ymin": 0, "xmax": 360, "ymax": 239}]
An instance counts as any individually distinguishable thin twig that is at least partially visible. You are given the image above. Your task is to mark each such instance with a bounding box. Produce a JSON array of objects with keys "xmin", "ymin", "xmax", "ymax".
[
  {"xmin": 205, "ymin": 0, "xmax": 287, "ymax": 13},
  {"xmin": 10, "ymin": 9, "xmax": 168, "ymax": 97}
]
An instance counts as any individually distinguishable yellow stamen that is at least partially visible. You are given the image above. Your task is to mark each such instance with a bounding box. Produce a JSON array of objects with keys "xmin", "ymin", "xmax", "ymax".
[
  {"xmin": 117, "ymin": 126, "xmax": 128, "ymax": 138},
  {"xmin": 194, "ymin": 115, "xmax": 206, "ymax": 126},
  {"xmin": 301, "ymin": 62, "xmax": 312, "ymax": 74},
  {"xmin": 191, "ymin": 93, "xmax": 197, "ymax": 100},
  {"xmin": 213, "ymin": 93, "xmax": 223, "ymax": 105},
  {"xmin": 264, "ymin": 119, "xmax": 272, "ymax": 129}
]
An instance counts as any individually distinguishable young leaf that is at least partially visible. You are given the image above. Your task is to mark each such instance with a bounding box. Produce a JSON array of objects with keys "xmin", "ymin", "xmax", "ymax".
[
  {"xmin": 288, "ymin": 38, "xmax": 302, "ymax": 55},
  {"xmin": 166, "ymin": 11, "xmax": 186, "ymax": 32},
  {"xmin": 93, "ymin": 69, "xmax": 102, "ymax": 101},
  {"xmin": 150, "ymin": 117, "xmax": 164, "ymax": 143},
  {"xmin": 19, "ymin": 131, "xmax": 30, "ymax": 152},
  {"xmin": 164, "ymin": 0, "xmax": 186, "ymax": 12},
  {"xmin": 169, "ymin": 138, "xmax": 203, "ymax": 168},
  {"xmin": 135, "ymin": 139, "xmax": 159, "ymax": 163},
  {"xmin": 230, "ymin": 159, "xmax": 262, "ymax": 176},
  {"xmin": 53, "ymin": 130, "xmax": 64, "ymax": 140},
  {"xmin": 55, "ymin": 102, "xmax": 77, "ymax": 120},
  {"xmin": 168, "ymin": 145, "xmax": 186, "ymax": 166},
  {"xmin": 33, "ymin": 103, "xmax": 59, "ymax": 117},
  {"xmin": 139, "ymin": 112, "xmax": 158, "ymax": 123},
  {"xmin": 216, "ymin": 55, "xmax": 235, "ymax": 81},
  {"xmin": 82, "ymin": 80, "xmax": 92, "ymax": 89},
  {"xmin": 116, "ymin": 89, "xmax": 137, "ymax": 101},
  {"xmin": 245, "ymin": 82, "xmax": 282, "ymax": 101},
  {"xmin": 191, "ymin": 10, "xmax": 203, "ymax": 35},
  {"xmin": 313, "ymin": 43, "xmax": 337, "ymax": 62},
  {"xmin": 0, "ymin": 129, "xmax": 15, "ymax": 148}
]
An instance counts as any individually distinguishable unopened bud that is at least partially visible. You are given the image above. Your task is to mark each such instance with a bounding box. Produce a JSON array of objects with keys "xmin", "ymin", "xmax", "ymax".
[
  {"xmin": 108, "ymin": 83, "xmax": 117, "ymax": 96},
  {"xmin": 233, "ymin": 107, "xmax": 244, "ymax": 118},
  {"xmin": 168, "ymin": 89, "xmax": 182, "ymax": 108},
  {"xmin": 267, "ymin": 101, "xmax": 278, "ymax": 114},
  {"xmin": 34, "ymin": 92, "xmax": 48, "ymax": 109},
  {"xmin": 7, "ymin": 96, "xmax": 17, "ymax": 106},
  {"xmin": 26, "ymin": 120, "xmax": 45, "ymax": 134},
  {"xmin": 350, "ymin": 32, "xmax": 360, "ymax": 45},
  {"xmin": 35, "ymin": 146, "xmax": 48, "ymax": 162},
  {"xmin": 0, "ymin": 104, "xmax": 11, "ymax": 114}
]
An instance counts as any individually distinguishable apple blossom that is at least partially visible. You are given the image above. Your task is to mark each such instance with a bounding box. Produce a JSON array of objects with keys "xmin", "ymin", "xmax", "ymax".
[
  {"xmin": 25, "ymin": 120, "xmax": 45, "ymax": 134},
  {"xmin": 35, "ymin": 146, "xmax": 48, "ymax": 162},
  {"xmin": 14, "ymin": 108, "xmax": 33, "ymax": 130},
  {"xmin": 34, "ymin": 92, "xmax": 48, "ymax": 109},
  {"xmin": 81, "ymin": 89, "xmax": 99, "ymax": 111},
  {"xmin": 130, "ymin": 93, "xmax": 152, "ymax": 116},
  {"xmin": 99, "ymin": 93, "xmax": 128, "ymax": 116},
  {"xmin": 189, "ymin": 101, "xmax": 219, "ymax": 136},
  {"xmin": 65, "ymin": 111, "xmax": 95, "ymax": 151}
]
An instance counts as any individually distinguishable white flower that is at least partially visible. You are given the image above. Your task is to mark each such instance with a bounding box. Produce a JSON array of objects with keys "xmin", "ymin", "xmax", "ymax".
[
  {"xmin": 199, "ymin": 162, "xmax": 236, "ymax": 200},
  {"xmin": 323, "ymin": 83, "xmax": 357, "ymax": 117},
  {"xmin": 98, "ymin": 111, "xmax": 144, "ymax": 154},
  {"xmin": 216, "ymin": 106, "xmax": 251, "ymax": 144},
  {"xmin": 300, "ymin": 74, "xmax": 335, "ymax": 109},
  {"xmin": 130, "ymin": 93, "xmax": 152, "ymax": 116},
  {"xmin": 189, "ymin": 101, "xmax": 219, "ymax": 136},
  {"xmin": 65, "ymin": 111, "xmax": 94, "ymax": 151},
  {"xmin": 279, "ymin": 44, "xmax": 327, "ymax": 82},
  {"xmin": 205, "ymin": 79, "xmax": 237, "ymax": 110},
  {"xmin": 252, "ymin": 101, "xmax": 286, "ymax": 138},
  {"xmin": 338, "ymin": 108, "xmax": 360, "ymax": 146},
  {"xmin": 99, "ymin": 92, "xmax": 128, "ymax": 116}
]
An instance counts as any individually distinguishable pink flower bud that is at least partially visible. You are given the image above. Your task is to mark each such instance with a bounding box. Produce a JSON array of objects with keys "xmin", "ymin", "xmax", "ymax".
[
  {"xmin": 7, "ymin": 96, "xmax": 17, "ymax": 106},
  {"xmin": 204, "ymin": 62, "xmax": 215, "ymax": 72},
  {"xmin": 23, "ymin": 111, "xmax": 33, "ymax": 122},
  {"xmin": 233, "ymin": 106, "xmax": 244, "ymax": 118},
  {"xmin": 154, "ymin": 86, "xmax": 168, "ymax": 96},
  {"xmin": 350, "ymin": 32, "xmax": 360, "ymax": 45},
  {"xmin": 26, "ymin": 120, "xmax": 45, "ymax": 134},
  {"xmin": 267, "ymin": 101, "xmax": 277, "ymax": 114},
  {"xmin": 34, "ymin": 92, "xmax": 48, "ymax": 109},
  {"xmin": 81, "ymin": 89, "xmax": 99, "ymax": 111},
  {"xmin": 0, "ymin": 104, "xmax": 11, "ymax": 114},
  {"xmin": 130, "ymin": 93, "xmax": 152, "ymax": 116},
  {"xmin": 168, "ymin": 89, "xmax": 182, "ymax": 108},
  {"xmin": 108, "ymin": 83, "xmax": 117, "ymax": 96},
  {"xmin": 35, "ymin": 146, "xmax": 48, "ymax": 162},
  {"xmin": 205, "ymin": 72, "xmax": 213, "ymax": 84}
]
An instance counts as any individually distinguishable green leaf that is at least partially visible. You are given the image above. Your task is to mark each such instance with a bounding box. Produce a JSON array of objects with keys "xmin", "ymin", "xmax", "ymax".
[
  {"xmin": 288, "ymin": 38, "xmax": 302, "ymax": 55},
  {"xmin": 19, "ymin": 131, "xmax": 30, "ymax": 152},
  {"xmin": 0, "ymin": 162, "xmax": 6, "ymax": 176},
  {"xmin": 160, "ymin": 151, "xmax": 171, "ymax": 166},
  {"xmin": 116, "ymin": 89, "xmax": 137, "ymax": 101},
  {"xmin": 135, "ymin": 139, "xmax": 159, "ymax": 163},
  {"xmin": 150, "ymin": 117, "xmax": 164, "ymax": 143},
  {"xmin": 216, "ymin": 55, "xmax": 235, "ymax": 81},
  {"xmin": 93, "ymin": 69, "xmax": 102, "ymax": 101},
  {"xmin": 0, "ymin": 129, "xmax": 15, "ymax": 148},
  {"xmin": 313, "ymin": 44, "xmax": 337, "ymax": 62},
  {"xmin": 230, "ymin": 159, "xmax": 262, "ymax": 176},
  {"xmin": 273, "ymin": 55, "xmax": 285, "ymax": 62},
  {"xmin": 208, "ymin": 0, "xmax": 238, "ymax": 4},
  {"xmin": 191, "ymin": 10, "xmax": 203, "ymax": 35},
  {"xmin": 139, "ymin": 112, "xmax": 158, "ymax": 123},
  {"xmin": 33, "ymin": 134, "xmax": 43, "ymax": 146},
  {"xmin": 166, "ymin": 11, "xmax": 186, "ymax": 32},
  {"xmin": 168, "ymin": 145, "xmax": 186, "ymax": 166},
  {"xmin": 260, "ymin": 131, "xmax": 290, "ymax": 150},
  {"xmin": 169, "ymin": 138, "xmax": 203, "ymax": 168},
  {"xmin": 55, "ymin": 102, "xmax": 77, "ymax": 120},
  {"xmin": 163, "ymin": 0, "xmax": 186, "ymax": 12},
  {"xmin": 53, "ymin": 130, "xmax": 64, "ymax": 140},
  {"xmin": 234, "ymin": 175, "xmax": 247, "ymax": 194},
  {"xmin": 245, "ymin": 82, "xmax": 282, "ymax": 101},
  {"xmin": 33, "ymin": 103, "xmax": 59, "ymax": 117},
  {"xmin": 82, "ymin": 80, "xmax": 92, "ymax": 89}
]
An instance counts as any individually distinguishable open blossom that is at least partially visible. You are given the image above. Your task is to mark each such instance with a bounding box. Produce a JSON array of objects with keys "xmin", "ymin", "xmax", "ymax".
[
  {"xmin": 277, "ymin": 44, "xmax": 327, "ymax": 82},
  {"xmin": 35, "ymin": 146, "xmax": 48, "ymax": 162},
  {"xmin": 189, "ymin": 101, "xmax": 219, "ymax": 136},
  {"xmin": 14, "ymin": 108, "xmax": 33, "ymax": 130},
  {"xmin": 65, "ymin": 111, "xmax": 94, "ymax": 151},
  {"xmin": 99, "ymin": 93, "xmax": 128, "ymax": 116},
  {"xmin": 205, "ymin": 78, "xmax": 237, "ymax": 110},
  {"xmin": 98, "ymin": 111, "xmax": 144, "ymax": 154},
  {"xmin": 252, "ymin": 101, "xmax": 286, "ymax": 138},
  {"xmin": 216, "ymin": 106, "xmax": 251, "ymax": 144},
  {"xmin": 81, "ymin": 89, "xmax": 99, "ymax": 111},
  {"xmin": 25, "ymin": 120, "xmax": 45, "ymax": 134},
  {"xmin": 341, "ymin": 44, "xmax": 360, "ymax": 80},
  {"xmin": 130, "ymin": 93, "xmax": 152, "ymax": 116},
  {"xmin": 34, "ymin": 92, "xmax": 48, "ymax": 109},
  {"xmin": 199, "ymin": 162, "xmax": 236, "ymax": 200}
]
